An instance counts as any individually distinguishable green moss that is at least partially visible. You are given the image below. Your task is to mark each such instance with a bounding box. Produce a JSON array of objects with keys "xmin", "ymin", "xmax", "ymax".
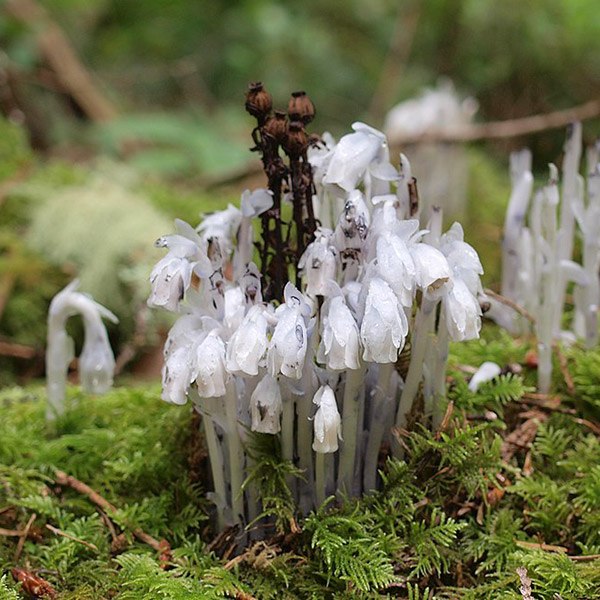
[{"xmin": 1, "ymin": 368, "xmax": 600, "ymax": 599}]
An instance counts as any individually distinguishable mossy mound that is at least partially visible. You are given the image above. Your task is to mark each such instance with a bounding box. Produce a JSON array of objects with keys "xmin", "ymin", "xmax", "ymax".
[{"xmin": 2, "ymin": 330, "xmax": 600, "ymax": 598}]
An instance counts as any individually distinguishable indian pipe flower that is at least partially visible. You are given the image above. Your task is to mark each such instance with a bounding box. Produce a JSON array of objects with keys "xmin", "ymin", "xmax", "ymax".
[
  {"xmin": 267, "ymin": 283, "xmax": 310, "ymax": 379},
  {"xmin": 318, "ymin": 294, "xmax": 361, "ymax": 371},
  {"xmin": 191, "ymin": 330, "xmax": 228, "ymax": 398},
  {"xmin": 298, "ymin": 228, "xmax": 337, "ymax": 297},
  {"xmin": 360, "ymin": 277, "xmax": 408, "ymax": 363},
  {"xmin": 324, "ymin": 122, "xmax": 396, "ymax": 196},
  {"xmin": 226, "ymin": 305, "xmax": 269, "ymax": 377},
  {"xmin": 250, "ymin": 373, "xmax": 283, "ymax": 434},
  {"xmin": 312, "ymin": 385, "xmax": 342, "ymax": 453}
]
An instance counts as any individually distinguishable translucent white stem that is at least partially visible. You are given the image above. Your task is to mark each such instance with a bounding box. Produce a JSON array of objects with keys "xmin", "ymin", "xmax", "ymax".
[
  {"xmin": 281, "ymin": 387, "xmax": 296, "ymax": 496},
  {"xmin": 395, "ymin": 298, "xmax": 437, "ymax": 434},
  {"xmin": 337, "ymin": 363, "xmax": 366, "ymax": 497},
  {"xmin": 537, "ymin": 180, "xmax": 559, "ymax": 394},
  {"xmin": 315, "ymin": 451, "xmax": 326, "ymax": 508},
  {"xmin": 224, "ymin": 381, "xmax": 245, "ymax": 524},
  {"xmin": 363, "ymin": 362, "xmax": 394, "ymax": 492},
  {"xmin": 431, "ymin": 311, "xmax": 449, "ymax": 430}
]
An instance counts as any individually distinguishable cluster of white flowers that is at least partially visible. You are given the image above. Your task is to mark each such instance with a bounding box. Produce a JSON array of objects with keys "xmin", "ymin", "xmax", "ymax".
[
  {"xmin": 148, "ymin": 121, "xmax": 484, "ymax": 527},
  {"xmin": 46, "ymin": 280, "xmax": 117, "ymax": 422},
  {"xmin": 492, "ymin": 122, "xmax": 600, "ymax": 393}
]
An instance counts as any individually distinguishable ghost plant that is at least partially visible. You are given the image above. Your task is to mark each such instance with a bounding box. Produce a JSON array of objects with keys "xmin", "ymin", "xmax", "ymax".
[
  {"xmin": 46, "ymin": 280, "xmax": 117, "ymax": 421},
  {"xmin": 492, "ymin": 123, "xmax": 600, "ymax": 393},
  {"xmin": 147, "ymin": 83, "xmax": 484, "ymax": 529}
]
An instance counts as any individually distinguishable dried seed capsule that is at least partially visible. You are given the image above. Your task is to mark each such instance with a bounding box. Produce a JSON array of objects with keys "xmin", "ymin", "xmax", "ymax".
[
  {"xmin": 263, "ymin": 110, "xmax": 288, "ymax": 144},
  {"xmin": 245, "ymin": 81, "xmax": 272, "ymax": 123},
  {"xmin": 283, "ymin": 121, "xmax": 309, "ymax": 158},
  {"xmin": 288, "ymin": 91, "xmax": 315, "ymax": 125}
]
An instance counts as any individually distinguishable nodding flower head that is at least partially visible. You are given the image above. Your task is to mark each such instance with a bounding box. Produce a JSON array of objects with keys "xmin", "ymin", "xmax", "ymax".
[
  {"xmin": 226, "ymin": 305, "xmax": 268, "ymax": 377},
  {"xmin": 360, "ymin": 277, "xmax": 408, "ymax": 363},
  {"xmin": 250, "ymin": 374, "xmax": 283, "ymax": 434},
  {"xmin": 298, "ymin": 228, "xmax": 337, "ymax": 298},
  {"xmin": 46, "ymin": 280, "xmax": 118, "ymax": 420},
  {"xmin": 148, "ymin": 253, "xmax": 193, "ymax": 312},
  {"xmin": 324, "ymin": 122, "xmax": 395, "ymax": 196},
  {"xmin": 79, "ymin": 326, "xmax": 115, "ymax": 395},
  {"xmin": 318, "ymin": 295, "xmax": 360, "ymax": 371},
  {"xmin": 191, "ymin": 330, "xmax": 228, "ymax": 398},
  {"xmin": 312, "ymin": 385, "xmax": 342, "ymax": 453}
]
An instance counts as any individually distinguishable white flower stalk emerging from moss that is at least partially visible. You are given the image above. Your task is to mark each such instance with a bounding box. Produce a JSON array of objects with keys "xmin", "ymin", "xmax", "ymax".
[
  {"xmin": 147, "ymin": 90, "xmax": 484, "ymax": 527},
  {"xmin": 46, "ymin": 280, "xmax": 117, "ymax": 421},
  {"xmin": 495, "ymin": 123, "xmax": 599, "ymax": 392}
]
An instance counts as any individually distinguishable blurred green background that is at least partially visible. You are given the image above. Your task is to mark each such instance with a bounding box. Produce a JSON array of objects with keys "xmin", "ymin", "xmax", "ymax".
[{"xmin": 1, "ymin": 0, "xmax": 600, "ymax": 384}]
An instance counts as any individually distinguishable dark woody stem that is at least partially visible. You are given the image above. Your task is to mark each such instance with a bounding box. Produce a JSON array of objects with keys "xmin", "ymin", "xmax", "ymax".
[{"xmin": 246, "ymin": 83, "xmax": 317, "ymax": 302}]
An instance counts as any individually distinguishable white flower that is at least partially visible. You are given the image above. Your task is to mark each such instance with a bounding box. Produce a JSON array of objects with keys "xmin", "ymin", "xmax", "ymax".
[
  {"xmin": 240, "ymin": 262, "xmax": 263, "ymax": 306},
  {"xmin": 240, "ymin": 189, "xmax": 273, "ymax": 218},
  {"xmin": 312, "ymin": 385, "xmax": 342, "ymax": 453},
  {"xmin": 444, "ymin": 278, "xmax": 482, "ymax": 341},
  {"xmin": 226, "ymin": 305, "xmax": 268, "ymax": 376},
  {"xmin": 298, "ymin": 228, "xmax": 337, "ymax": 297},
  {"xmin": 438, "ymin": 222, "xmax": 484, "ymax": 340},
  {"xmin": 197, "ymin": 204, "xmax": 242, "ymax": 257},
  {"xmin": 148, "ymin": 253, "xmax": 193, "ymax": 312},
  {"xmin": 318, "ymin": 295, "xmax": 360, "ymax": 370},
  {"xmin": 375, "ymin": 232, "xmax": 416, "ymax": 307},
  {"xmin": 333, "ymin": 190, "xmax": 371, "ymax": 251},
  {"xmin": 162, "ymin": 345, "xmax": 194, "ymax": 405},
  {"xmin": 266, "ymin": 283, "xmax": 309, "ymax": 379},
  {"xmin": 46, "ymin": 280, "xmax": 118, "ymax": 419},
  {"xmin": 324, "ymin": 123, "xmax": 396, "ymax": 196},
  {"xmin": 250, "ymin": 374, "xmax": 282, "ymax": 434},
  {"xmin": 440, "ymin": 222, "xmax": 484, "ymax": 295},
  {"xmin": 191, "ymin": 330, "xmax": 227, "ymax": 398},
  {"xmin": 360, "ymin": 278, "xmax": 408, "ymax": 363},
  {"xmin": 410, "ymin": 242, "xmax": 453, "ymax": 300},
  {"xmin": 79, "ymin": 325, "xmax": 115, "ymax": 395},
  {"xmin": 224, "ymin": 286, "xmax": 246, "ymax": 335},
  {"xmin": 267, "ymin": 307, "xmax": 307, "ymax": 379}
]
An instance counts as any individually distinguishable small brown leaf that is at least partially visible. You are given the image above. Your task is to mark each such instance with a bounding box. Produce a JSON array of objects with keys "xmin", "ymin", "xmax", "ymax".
[{"xmin": 12, "ymin": 567, "xmax": 56, "ymax": 598}]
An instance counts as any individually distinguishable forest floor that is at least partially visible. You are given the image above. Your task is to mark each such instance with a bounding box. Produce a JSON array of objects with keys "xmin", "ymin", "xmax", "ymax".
[{"xmin": 2, "ymin": 325, "xmax": 600, "ymax": 599}]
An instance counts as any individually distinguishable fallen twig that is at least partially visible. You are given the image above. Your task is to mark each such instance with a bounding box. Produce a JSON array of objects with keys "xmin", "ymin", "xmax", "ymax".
[
  {"xmin": 569, "ymin": 553, "xmax": 600, "ymax": 562},
  {"xmin": 483, "ymin": 288, "xmax": 535, "ymax": 324},
  {"xmin": 434, "ymin": 401, "xmax": 454, "ymax": 440},
  {"xmin": 54, "ymin": 469, "xmax": 162, "ymax": 551},
  {"xmin": 515, "ymin": 540, "xmax": 567, "ymax": 553},
  {"xmin": 14, "ymin": 513, "xmax": 36, "ymax": 563},
  {"xmin": 573, "ymin": 417, "xmax": 600, "ymax": 436},
  {"xmin": 552, "ymin": 342, "xmax": 575, "ymax": 395},
  {"xmin": 45, "ymin": 523, "xmax": 99, "ymax": 551},
  {"xmin": 389, "ymin": 97, "xmax": 600, "ymax": 145},
  {"xmin": 0, "ymin": 527, "xmax": 23, "ymax": 537},
  {"xmin": 0, "ymin": 340, "xmax": 38, "ymax": 359}
]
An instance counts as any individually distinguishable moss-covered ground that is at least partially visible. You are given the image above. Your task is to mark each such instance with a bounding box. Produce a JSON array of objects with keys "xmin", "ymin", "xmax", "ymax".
[{"xmin": 2, "ymin": 326, "xmax": 600, "ymax": 599}]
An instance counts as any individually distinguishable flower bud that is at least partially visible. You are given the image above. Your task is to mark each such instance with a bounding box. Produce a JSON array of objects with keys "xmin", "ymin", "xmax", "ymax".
[
  {"xmin": 283, "ymin": 121, "xmax": 309, "ymax": 159},
  {"xmin": 288, "ymin": 91, "xmax": 315, "ymax": 125},
  {"xmin": 245, "ymin": 81, "xmax": 272, "ymax": 123}
]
